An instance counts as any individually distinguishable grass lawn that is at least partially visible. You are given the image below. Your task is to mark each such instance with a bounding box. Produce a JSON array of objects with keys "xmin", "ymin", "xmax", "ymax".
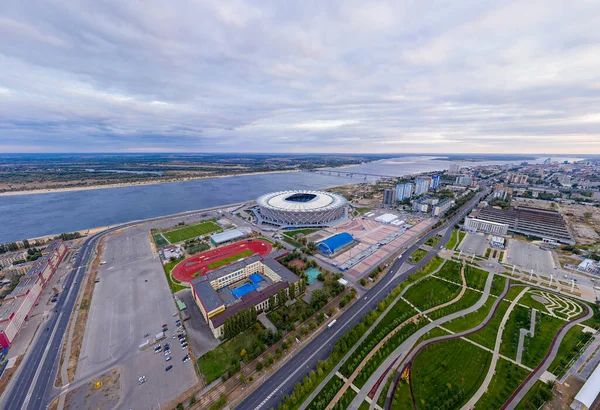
[
  {"xmin": 340, "ymin": 299, "xmax": 418, "ymax": 378},
  {"xmin": 514, "ymin": 380, "xmax": 553, "ymax": 410},
  {"xmin": 428, "ymin": 288, "xmax": 482, "ymax": 320},
  {"xmin": 409, "ymin": 248, "xmax": 429, "ymax": 264},
  {"xmin": 504, "ymin": 286, "xmax": 526, "ymax": 302},
  {"xmin": 445, "ymin": 229, "xmax": 461, "ymax": 250},
  {"xmin": 522, "ymin": 313, "xmax": 565, "ymax": 368},
  {"xmin": 490, "ymin": 275, "xmax": 507, "ymax": 297},
  {"xmin": 163, "ymin": 220, "xmax": 221, "ymax": 243},
  {"xmin": 485, "ymin": 248, "xmax": 492, "ymax": 258},
  {"xmin": 306, "ymin": 375, "xmax": 344, "ymax": 410},
  {"xmin": 518, "ymin": 292, "xmax": 552, "ymax": 315},
  {"xmin": 163, "ymin": 260, "xmax": 187, "ymax": 293},
  {"xmin": 474, "ymin": 358, "xmax": 530, "ymax": 410},
  {"xmin": 354, "ymin": 207, "xmax": 371, "ymax": 215},
  {"xmin": 445, "ymin": 296, "xmax": 497, "ymax": 333},
  {"xmin": 286, "ymin": 229, "xmax": 319, "ymax": 238},
  {"xmin": 435, "ymin": 260, "xmax": 462, "ymax": 283},
  {"xmin": 283, "ymin": 235, "xmax": 301, "ymax": 248},
  {"xmin": 404, "ymin": 276, "xmax": 462, "ymax": 312},
  {"xmin": 467, "ymin": 300, "xmax": 511, "ymax": 350},
  {"xmin": 548, "ymin": 325, "xmax": 592, "ymax": 377},
  {"xmin": 582, "ymin": 302, "xmax": 600, "ymax": 329},
  {"xmin": 208, "ymin": 250, "xmax": 254, "ymax": 269},
  {"xmin": 390, "ymin": 379, "xmax": 413, "ymax": 409},
  {"xmin": 465, "ymin": 266, "xmax": 489, "ymax": 291},
  {"xmin": 411, "ymin": 338, "xmax": 492, "ymax": 409},
  {"xmin": 358, "ymin": 402, "xmax": 370, "ymax": 410},
  {"xmin": 257, "ymin": 236, "xmax": 275, "ymax": 244},
  {"xmin": 153, "ymin": 233, "xmax": 169, "ymax": 247},
  {"xmin": 197, "ymin": 326, "xmax": 265, "ymax": 384},
  {"xmin": 458, "ymin": 230, "xmax": 466, "ymax": 246},
  {"xmin": 425, "ymin": 235, "xmax": 441, "ymax": 247},
  {"xmin": 331, "ymin": 387, "xmax": 357, "ymax": 410},
  {"xmin": 500, "ymin": 305, "xmax": 531, "ymax": 360}
]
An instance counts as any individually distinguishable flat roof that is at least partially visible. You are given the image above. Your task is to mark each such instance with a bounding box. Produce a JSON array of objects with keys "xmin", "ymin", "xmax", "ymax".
[
  {"xmin": 0, "ymin": 296, "xmax": 26, "ymax": 324},
  {"xmin": 192, "ymin": 281, "xmax": 223, "ymax": 313},
  {"xmin": 573, "ymin": 363, "xmax": 600, "ymax": 408},
  {"xmin": 210, "ymin": 229, "xmax": 247, "ymax": 244}
]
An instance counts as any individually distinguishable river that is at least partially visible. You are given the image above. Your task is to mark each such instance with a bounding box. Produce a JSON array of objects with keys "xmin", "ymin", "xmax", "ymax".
[{"xmin": 0, "ymin": 155, "xmax": 582, "ymax": 243}]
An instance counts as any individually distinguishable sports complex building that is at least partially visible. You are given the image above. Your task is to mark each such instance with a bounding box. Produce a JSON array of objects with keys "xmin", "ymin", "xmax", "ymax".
[
  {"xmin": 255, "ymin": 190, "xmax": 348, "ymax": 228},
  {"xmin": 317, "ymin": 232, "xmax": 354, "ymax": 256},
  {"xmin": 187, "ymin": 245, "xmax": 299, "ymax": 339}
]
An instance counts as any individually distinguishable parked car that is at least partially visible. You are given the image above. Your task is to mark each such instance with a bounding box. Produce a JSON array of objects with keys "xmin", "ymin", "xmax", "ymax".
[
  {"xmin": 138, "ymin": 376, "xmax": 147, "ymax": 385},
  {"xmin": 165, "ymin": 355, "xmax": 172, "ymax": 362},
  {"xmin": 165, "ymin": 365, "xmax": 173, "ymax": 371}
]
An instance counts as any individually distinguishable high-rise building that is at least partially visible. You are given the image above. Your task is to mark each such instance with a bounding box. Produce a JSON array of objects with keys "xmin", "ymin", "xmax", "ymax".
[
  {"xmin": 414, "ymin": 177, "xmax": 431, "ymax": 196},
  {"xmin": 383, "ymin": 188, "xmax": 396, "ymax": 205},
  {"xmin": 448, "ymin": 162, "xmax": 461, "ymax": 175},
  {"xmin": 431, "ymin": 175, "xmax": 441, "ymax": 189},
  {"xmin": 395, "ymin": 183, "xmax": 413, "ymax": 201},
  {"xmin": 543, "ymin": 158, "xmax": 551, "ymax": 165}
]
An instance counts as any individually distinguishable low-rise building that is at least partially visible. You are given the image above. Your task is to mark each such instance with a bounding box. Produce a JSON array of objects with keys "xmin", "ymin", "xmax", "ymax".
[
  {"xmin": 490, "ymin": 236, "xmax": 506, "ymax": 249},
  {"xmin": 210, "ymin": 228, "xmax": 251, "ymax": 246},
  {"xmin": 464, "ymin": 216, "xmax": 509, "ymax": 235}
]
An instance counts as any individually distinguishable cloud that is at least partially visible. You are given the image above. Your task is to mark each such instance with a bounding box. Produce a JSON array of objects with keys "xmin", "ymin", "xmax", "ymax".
[{"xmin": 0, "ymin": 0, "xmax": 599, "ymax": 153}]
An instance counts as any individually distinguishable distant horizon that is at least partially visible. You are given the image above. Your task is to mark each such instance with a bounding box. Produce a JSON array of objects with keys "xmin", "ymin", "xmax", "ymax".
[{"xmin": 0, "ymin": 152, "xmax": 593, "ymax": 157}]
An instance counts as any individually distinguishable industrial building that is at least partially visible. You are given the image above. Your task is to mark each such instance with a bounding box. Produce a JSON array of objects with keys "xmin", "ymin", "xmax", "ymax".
[
  {"xmin": 191, "ymin": 251, "xmax": 299, "ymax": 339},
  {"xmin": 464, "ymin": 216, "xmax": 509, "ymax": 235},
  {"xmin": 255, "ymin": 190, "xmax": 348, "ymax": 228},
  {"xmin": 0, "ymin": 241, "xmax": 67, "ymax": 349},
  {"xmin": 414, "ymin": 177, "xmax": 431, "ymax": 196},
  {"xmin": 317, "ymin": 232, "xmax": 354, "ymax": 255},
  {"xmin": 395, "ymin": 183, "xmax": 413, "ymax": 201},
  {"xmin": 571, "ymin": 363, "xmax": 600, "ymax": 409},
  {"xmin": 475, "ymin": 206, "xmax": 574, "ymax": 244}
]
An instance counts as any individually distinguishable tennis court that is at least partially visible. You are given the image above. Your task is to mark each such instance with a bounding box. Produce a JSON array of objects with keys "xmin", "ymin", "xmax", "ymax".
[{"xmin": 305, "ymin": 268, "xmax": 322, "ymax": 285}]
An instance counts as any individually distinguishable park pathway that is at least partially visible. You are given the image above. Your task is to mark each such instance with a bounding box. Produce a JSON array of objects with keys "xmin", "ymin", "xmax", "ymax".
[
  {"xmin": 297, "ymin": 260, "xmax": 451, "ymax": 410},
  {"xmin": 325, "ymin": 263, "xmax": 468, "ymax": 410},
  {"xmin": 362, "ymin": 268, "xmax": 500, "ymax": 410},
  {"xmin": 501, "ymin": 304, "xmax": 593, "ymax": 410},
  {"xmin": 461, "ymin": 287, "xmax": 529, "ymax": 410},
  {"xmin": 516, "ymin": 309, "xmax": 536, "ymax": 364}
]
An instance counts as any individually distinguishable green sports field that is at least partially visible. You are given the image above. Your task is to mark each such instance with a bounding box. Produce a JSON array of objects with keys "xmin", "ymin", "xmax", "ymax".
[
  {"xmin": 162, "ymin": 221, "xmax": 221, "ymax": 243},
  {"xmin": 153, "ymin": 233, "xmax": 169, "ymax": 248},
  {"xmin": 208, "ymin": 250, "xmax": 254, "ymax": 270}
]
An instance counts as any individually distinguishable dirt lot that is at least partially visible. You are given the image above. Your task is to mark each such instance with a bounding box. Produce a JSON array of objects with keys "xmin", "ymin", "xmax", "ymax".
[
  {"xmin": 64, "ymin": 368, "xmax": 121, "ymax": 410},
  {"xmin": 288, "ymin": 259, "xmax": 306, "ymax": 269},
  {"xmin": 545, "ymin": 375, "xmax": 584, "ymax": 410}
]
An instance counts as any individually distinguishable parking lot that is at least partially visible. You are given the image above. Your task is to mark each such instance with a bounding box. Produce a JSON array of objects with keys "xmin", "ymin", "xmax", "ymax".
[
  {"xmin": 177, "ymin": 289, "xmax": 220, "ymax": 358},
  {"xmin": 77, "ymin": 222, "xmax": 198, "ymax": 410},
  {"xmin": 506, "ymin": 240, "xmax": 556, "ymax": 274},
  {"xmin": 458, "ymin": 233, "xmax": 489, "ymax": 257}
]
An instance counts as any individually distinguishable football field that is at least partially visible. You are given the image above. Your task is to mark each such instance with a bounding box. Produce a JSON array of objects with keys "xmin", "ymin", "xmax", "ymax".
[{"xmin": 163, "ymin": 221, "xmax": 221, "ymax": 243}]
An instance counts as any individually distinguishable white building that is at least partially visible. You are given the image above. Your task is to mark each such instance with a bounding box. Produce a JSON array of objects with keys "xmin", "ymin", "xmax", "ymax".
[
  {"xmin": 490, "ymin": 236, "xmax": 506, "ymax": 249},
  {"xmin": 464, "ymin": 217, "xmax": 509, "ymax": 235},
  {"xmin": 432, "ymin": 198, "xmax": 454, "ymax": 217},
  {"xmin": 571, "ymin": 363, "xmax": 600, "ymax": 409}
]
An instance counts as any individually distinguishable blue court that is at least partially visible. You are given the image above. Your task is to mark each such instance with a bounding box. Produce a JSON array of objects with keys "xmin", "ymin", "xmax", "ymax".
[
  {"xmin": 231, "ymin": 282, "xmax": 259, "ymax": 298},
  {"xmin": 305, "ymin": 268, "xmax": 321, "ymax": 285},
  {"xmin": 317, "ymin": 232, "xmax": 353, "ymax": 255},
  {"xmin": 249, "ymin": 273, "xmax": 266, "ymax": 284}
]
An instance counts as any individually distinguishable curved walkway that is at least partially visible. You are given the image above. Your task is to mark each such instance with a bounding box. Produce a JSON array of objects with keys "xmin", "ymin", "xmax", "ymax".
[
  {"xmin": 383, "ymin": 276, "xmax": 511, "ymax": 410},
  {"xmin": 297, "ymin": 260, "xmax": 451, "ymax": 410},
  {"xmin": 500, "ymin": 303, "xmax": 592, "ymax": 410},
  {"xmin": 460, "ymin": 287, "xmax": 529, "ymax": 410},
  {"xmin": 326, "ymin": 263, "xmax": 468, "ymax": 410},
  {"xmin": 361, "ymin": 269, "xmax": 500, "ymax": 410}
]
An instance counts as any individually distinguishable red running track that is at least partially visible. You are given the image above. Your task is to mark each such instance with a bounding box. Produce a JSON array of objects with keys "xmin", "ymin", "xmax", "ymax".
[{"xmin": 172, "ymin": 239, "xmax": 272, "ymax": 283}]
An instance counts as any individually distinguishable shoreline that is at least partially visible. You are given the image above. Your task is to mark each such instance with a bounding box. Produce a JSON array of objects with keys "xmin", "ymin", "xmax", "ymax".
[{"xmin": 0, "ymin": 169, "xmax": 301, "ymax": 197}]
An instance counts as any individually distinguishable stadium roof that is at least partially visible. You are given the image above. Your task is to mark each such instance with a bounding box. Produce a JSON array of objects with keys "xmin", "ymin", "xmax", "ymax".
[
  {"xmin": 257, "ymin": 190, "xmax": 347, "ymax": 212},
  {"xmin": 317, "ymin": 233, "xmax": 354, "ymax": 255}
]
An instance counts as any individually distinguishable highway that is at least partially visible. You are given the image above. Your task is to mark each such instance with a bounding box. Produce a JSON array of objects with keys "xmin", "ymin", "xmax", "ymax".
[{"xmin": 236, "ymin": 188, "xmax": 489, "ymax": 410}]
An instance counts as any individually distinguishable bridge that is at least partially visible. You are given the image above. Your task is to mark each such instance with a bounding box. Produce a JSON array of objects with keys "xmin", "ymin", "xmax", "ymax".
[{"xmin": 301, "ymin": 169, "xmax": 400, "ymax": 179}]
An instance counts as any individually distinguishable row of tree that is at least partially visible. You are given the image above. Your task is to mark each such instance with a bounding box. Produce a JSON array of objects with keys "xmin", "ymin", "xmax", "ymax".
[{"xmin": 223, "ymin": 307, "xmax": 258, "ymax": 340}]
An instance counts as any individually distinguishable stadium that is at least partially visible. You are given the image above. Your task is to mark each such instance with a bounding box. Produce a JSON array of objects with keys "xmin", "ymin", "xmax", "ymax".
[{"xmin": 255, "ymin": 190, "xmax": 348, "ymax": 228}]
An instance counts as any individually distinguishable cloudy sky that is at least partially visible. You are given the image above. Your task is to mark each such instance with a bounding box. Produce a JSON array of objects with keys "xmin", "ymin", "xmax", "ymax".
[{"xmin": 1, "ymin": 1, "xmax": 599, "ymax": 154}]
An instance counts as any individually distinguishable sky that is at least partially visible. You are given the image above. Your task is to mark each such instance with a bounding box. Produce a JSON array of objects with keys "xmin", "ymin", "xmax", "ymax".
[{"xmin": 1, "ymin": 1, "xmax": 599, "ymax": 154}]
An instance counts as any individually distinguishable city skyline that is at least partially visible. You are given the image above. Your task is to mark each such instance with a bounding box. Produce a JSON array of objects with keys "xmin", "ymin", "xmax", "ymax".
[{"xmin": 1, "ymin": 1, "xmax": 600, "ymax": 154}]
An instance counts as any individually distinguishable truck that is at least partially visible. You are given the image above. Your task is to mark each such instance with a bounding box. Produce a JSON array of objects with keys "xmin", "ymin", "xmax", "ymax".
[
  {"xmin": 328, "ymin": 319, "xmax": 337, "ymax": 329},
  {"xmin": 155, "ymin": 332, "xmax": 166, "ymax": 342}
]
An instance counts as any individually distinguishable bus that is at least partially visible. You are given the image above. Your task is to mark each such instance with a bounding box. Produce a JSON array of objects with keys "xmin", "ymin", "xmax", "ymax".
[{"xmin": 328, "ymin": 319, "xmax": 337, "ymax": 329}]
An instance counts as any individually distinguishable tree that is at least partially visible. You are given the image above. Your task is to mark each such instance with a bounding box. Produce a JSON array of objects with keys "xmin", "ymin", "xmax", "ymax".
[
  {"xmin": 310, "ymin": 289, "xmax": 329, "ymax": 310},
  {"xmin": 189, "ymin": 395, "xmax": 197, "ymax": 406},
  {"xmin": 22, "ymin": 239, "xmax": 30, "ymax": 249},
  {"xmin": 288, "ymin": 283, "xmax": 296, "ymax": 299}
]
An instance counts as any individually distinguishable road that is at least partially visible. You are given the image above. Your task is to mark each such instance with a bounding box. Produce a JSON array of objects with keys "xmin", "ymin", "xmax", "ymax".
[
  {"xmin": 236, "ymin": 188, "xmax": 489, "ymax": 410},
  {"xmin": 1, "ymin": 204, "xmax": 244, "ymax": 410}
]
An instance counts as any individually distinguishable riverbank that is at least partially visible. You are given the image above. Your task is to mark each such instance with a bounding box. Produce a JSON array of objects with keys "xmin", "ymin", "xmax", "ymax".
[{"xmin": 0, "ymin": 169, "xmax": 301, "ymax": 197}]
